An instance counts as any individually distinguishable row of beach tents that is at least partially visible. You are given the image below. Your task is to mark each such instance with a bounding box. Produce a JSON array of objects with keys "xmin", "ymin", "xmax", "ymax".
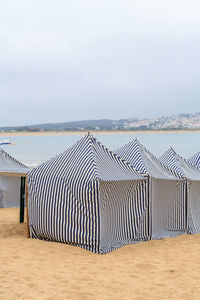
[{"xmin": 0, "ymin": 133, "xmax": 200, "ymax": 254}]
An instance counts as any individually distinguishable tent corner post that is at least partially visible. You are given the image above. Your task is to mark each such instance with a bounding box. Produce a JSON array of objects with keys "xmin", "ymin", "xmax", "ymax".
[
  {"xmin": 26, "ymin": 178, "xmax": 30, "ymax": 238},
  {"xmin": 19, "ymin": 177, "xmax": 26, "ymax": 223}
]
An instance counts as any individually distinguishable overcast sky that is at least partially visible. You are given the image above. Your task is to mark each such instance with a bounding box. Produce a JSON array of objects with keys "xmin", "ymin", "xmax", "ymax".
[{"xmin": 0, "ymin": 0, "xmax": 200, "ymax": 126}]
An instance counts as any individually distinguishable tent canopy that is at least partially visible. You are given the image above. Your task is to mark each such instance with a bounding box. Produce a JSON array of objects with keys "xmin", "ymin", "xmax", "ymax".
[
  {"xmin": 160, "ymin": 147, "xmax": 200, "ymax": 234},
  {"xmin": 188, "ymin": 151, "xmax": 200, "ymax": 169},
  {"xmin": 115, "ymin": 139, "xmax": 187, "ymax": 239},
  {"xmin": 29, "ymin": 133, "xmax": 146, "ymax": 182},
  {"xmin": 0, "ymin": 148, "xmax": 29, "ymax": 176},
  {"xmin": 0, "ymin": 148, "xmax": 29, "ymax": 221},
  {"xmin": 115, "ymin": 138, "xmax": 178, "ymax": 180},
  {"xmin": 27, "ymin": 134, "xmax": 148, "ymax": 253},
  {"xmin": 159, "ymin": 147, "xmax": 200, "ymax": 181}
]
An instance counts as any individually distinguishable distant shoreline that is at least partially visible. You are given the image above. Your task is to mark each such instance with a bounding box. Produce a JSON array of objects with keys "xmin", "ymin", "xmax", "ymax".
[{"xmin": 1, "ymin": 130, "xmax": 200, "ymax": 136}]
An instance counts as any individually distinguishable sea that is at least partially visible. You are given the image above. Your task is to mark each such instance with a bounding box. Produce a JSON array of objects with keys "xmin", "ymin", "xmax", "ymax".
[{"xmin": 1, "ymin": 132, "xmax": 200, "ymax": 166}]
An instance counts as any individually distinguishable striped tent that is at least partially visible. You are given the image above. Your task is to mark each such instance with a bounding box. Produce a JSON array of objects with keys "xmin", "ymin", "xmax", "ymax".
[
  {"xmin": 160, "ymin": 147, "xmax": 200, "ymax": 234},
  {"xmin": 188, "ymin": 152, "xmax": 200, "ymax": 169},
  {"xmin": 115, "ymin": 139, "xmax": 187, "ymax": 239},
  {"xmin": 0, "ymin": 148, "xmax": 29, "ymax": 209},
  {"xmin": 27, "ymin": 134, "xmax": 149, "ymax": 254}
]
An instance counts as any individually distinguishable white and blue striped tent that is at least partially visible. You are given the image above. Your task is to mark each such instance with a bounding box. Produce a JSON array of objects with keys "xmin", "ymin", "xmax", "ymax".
[
  {"xmin": 188, "ymin": 152, "xmax": 200, "ymax": 170},
  {"xmin": 115, "ymin": 139, "xmax": 187, "ymax": 239},
  {"xmin": 160, "ymin": 147, "xmax": 200, "ymax": 234},
  {"xmin": 0, "ymin": 148, "xmax": 29, "ymax": 208},
  {"xmin": 27, "ymin": 133, "xmax": 149, "ymax": 254}
]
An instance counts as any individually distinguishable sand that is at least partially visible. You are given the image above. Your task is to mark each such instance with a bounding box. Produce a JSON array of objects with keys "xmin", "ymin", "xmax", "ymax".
[
  {"xmin": 1, "ymin": 129, "xmax": 200, "ymax": 137},
  {"xmin": 1, "ymin": 208, "xmax": 200, "ymax": 300}
]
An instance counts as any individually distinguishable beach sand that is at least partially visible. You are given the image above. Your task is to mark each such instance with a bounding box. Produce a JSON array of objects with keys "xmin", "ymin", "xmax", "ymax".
[
  {"xmin": 1, "ymin": 129, "xmax": 200, "ymax": 137},
  {"xmin": 1, "ymin": 208, "xmax": 200, "ymax": 300}
]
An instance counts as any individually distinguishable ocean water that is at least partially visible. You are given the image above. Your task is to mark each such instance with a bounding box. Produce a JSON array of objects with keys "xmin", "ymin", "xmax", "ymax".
[{"xmin": 1, "ymin": 132, "xmax": 200, "ymax": 165}]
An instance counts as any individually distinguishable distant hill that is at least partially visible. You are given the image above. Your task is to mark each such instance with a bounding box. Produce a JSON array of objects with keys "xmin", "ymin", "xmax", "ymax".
[{"xmin": 0, "ymin": 113, "xmax": 200, "ymax": 132}]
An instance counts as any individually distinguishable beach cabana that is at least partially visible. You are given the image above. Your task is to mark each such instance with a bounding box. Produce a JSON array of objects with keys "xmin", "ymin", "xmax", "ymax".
[
  {"xmin": 115, "ymin": 139, "xmax": 187, "ymax": 239},
  {"xmin": 160, "ymin": 147, "xmax": 200, "ymax": 234},
  {"xmin": 27, "ymin": 133, "xmax": 148, "ymax": 254},
  {"xmin": 187, "ymin": 152, "xmax": 200, "ymax": 169},
  {"xmin": 0, "ymin": 148, "xmax": 29, "ymax": 222}
]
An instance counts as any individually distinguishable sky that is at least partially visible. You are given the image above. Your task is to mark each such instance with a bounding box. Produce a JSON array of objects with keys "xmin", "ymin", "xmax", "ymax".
[{"xmin": 0, "ymin": 0, "xmax": 200, "ymax": 126}]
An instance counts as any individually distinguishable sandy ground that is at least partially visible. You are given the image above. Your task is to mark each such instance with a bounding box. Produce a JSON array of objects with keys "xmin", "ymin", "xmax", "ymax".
[
  {"xmin": 1, "ymin": 208, "xmax": 200, "ymax": 300},
  {"xmin": 1, "ymin": 130, "xmax": 200, "ymax": 136}
]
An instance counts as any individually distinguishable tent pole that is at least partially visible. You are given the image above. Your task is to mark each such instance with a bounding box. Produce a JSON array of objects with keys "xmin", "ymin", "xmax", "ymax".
[
  {"xmin": 25, "ymin": 178, "xmax": 30, "ymax": 238},
  {"xmin": 147, "ymin": 176, "xmax": 151, "ymax": 240},
  {"xmin": 20, "ymin": 177, "xmax": 26, "ymax": 223},
  {"xmin": 186, "ymin": 179, "xmax": 189, "ymax": 234}
]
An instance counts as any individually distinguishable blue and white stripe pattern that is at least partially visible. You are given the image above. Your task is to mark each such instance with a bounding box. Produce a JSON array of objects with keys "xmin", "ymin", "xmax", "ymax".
[
  {"xmin": 116, "ymin": 139, "xmax": 180, "ymax": 179},
  {"xmin": 115, "ymin": 139, "xmax": 148, "ymax": 175},
  {"xmin": 160, "ymin": 147, "xmax": 200, "ymax": 234},
  {"xmin": 100, "ymin": 180, "xmax": 148, "ymax": 253},
  {"xmin": 160, "ymin": 147, "xmax": 200, "ymax": 181},
  {"xmin": 0, "ymin": 148, "xmax": 29, "ymax": 173},
  {"xmin": 0, "ymin": 148, "xmax": 29, "ymax": 208},
  {"xmin": 28, "ymin": 134, "xmax": 148, "ymax": 253},
  {"xmin": 159, "ymin": 147, "xmax": 185, "ymax": 179},
  {"xmin": 116, "ymin": 139, "xmax": 187, "ymax": 239},
  {"xmin": 188, "ymin": 152, "xmax": 200, "ymax": 169}
]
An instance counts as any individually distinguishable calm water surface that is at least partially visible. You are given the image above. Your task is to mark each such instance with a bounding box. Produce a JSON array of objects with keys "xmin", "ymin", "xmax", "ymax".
[{"xmin": 1, "ymin": 132, "xmax": 200, "ymax": 165}]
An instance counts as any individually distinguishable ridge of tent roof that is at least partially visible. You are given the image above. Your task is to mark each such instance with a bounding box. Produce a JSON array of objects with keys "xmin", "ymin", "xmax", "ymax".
[
  {"xmin": 0, "ymin": 147, "xmax": 27, "ymax": 168},
  {"xmin": 188, "ymin": 151, "xmax": 200, "ymax": 169},
  {"xmin": 115, "ymin": 138, "xmax": 148, "ymax": 175},
  {"xmin": 0, "ymin": 147, "xmax": 29, "ymax": 173},
  {"xmin": 160, "ymin": 147, "xmax": 200, "ymax": 180},
  {"xmin": 116, "ymin": 138, "xmax": 178, "ymax": 180},
  {"xmin": 28, "ymin": 133, "xmax": 145, "ymax": 182},
  {"xmin": 159, "ymin": 147, "xmax": 185, "ymax": 178},
  {"xmin": 85, "ymin": 133, "xmax": 145, "ymax": 181}
]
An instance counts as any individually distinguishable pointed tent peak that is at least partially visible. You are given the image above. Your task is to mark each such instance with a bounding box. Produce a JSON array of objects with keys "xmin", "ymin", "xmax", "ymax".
[
  {"xmin": 188, "ymin": 151, "xmax": 200, "ymax": 169},
  {"xmin": 167, "ymin": 147, "xmax": 187, "ymax": 162},
  {"xmin": 134, "ymin": 137, "xmax": 139, "ymax": 143},
  {"xmin": 117, "ymin": 137, "xmax": 143, "ymax": 153},
  {"xmin": 76, "ymin": 132, "xmax": 97, "ymax": 148},
  {"xmin": 192, "ymin": 151, "xmax": 200, "ymax": 157},
  {"xmin": 126, "ymin": 138, "xmax": 151, "ymax": 154},
  {"xmin": 194, "ymin": 151, "xmax": 200, "ymax": 156},
  {"xmin": 117, "ymin": 139, "xmax": 179, "ymax": 179},
  {"xmin": 122, "ymin": 138, "xmax": 158, "ymax": 163},
  {"xmin": 0, "ymin": 147, "xmax": 29, "ymax": 173},
  {"xmin": 161, "ymin": 147, "xmax": 180, "ymax": 160},
  {"xmin": 164, "ymin": 148, "xmax": 200, "ymax": 180},
  {"xmin": 159, "ymin": 147, "xmax": 186, "ymax": 179},
  {"xmin": 83, "ymin": 132, "xmax": 97, "ymax": 142},
  {"xmin": 188, "ymin": 151, "xmax": 200, "ymax": 161},
  {"xmin": 87, "ymin": 131, "xmax": 92, "ymax": 137},
  {"xmin": 0, "ymin": 147, "xmax": 27, "ymax": 168},
  {"xmin": 115, "ymin": 138, "xmax": 149, "ymax": 175},
  {"xmin": 28, "ymin": 133, "xmax": 100, "ymax": 181},
  {"xmin": 29, "ymin": 133, "xmax": 145, "ymax": 183},
  {"xmin": 83, "ymin": 131, "xmax": 93, "ymax": 138},
  {"xmin": 167, "ymin": 146, "xmax": 176, "ymax": 155},
  {"xmin": 86, "ymin": 135, "xmax": 145, "ymax": 180}
]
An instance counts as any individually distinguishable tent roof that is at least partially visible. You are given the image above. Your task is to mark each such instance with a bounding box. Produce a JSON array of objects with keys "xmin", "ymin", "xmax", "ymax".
[
  {"xmin": 115, "ymin": 138, "xmax": 178, "ymax": 180},
  {"xmin": 0, "ymin": 148, "xmax": 29, "ymax": 175},
  {"xmin": 188, "ymin": 151, "xmax": 200, "ymax": 169},
  {"xmin": 28, "ymin": 133, "xmax": 145, "ymax": 182},
  {"xmin": 159, "ymin": 147, "xmax": 200, "ymax": 180}
]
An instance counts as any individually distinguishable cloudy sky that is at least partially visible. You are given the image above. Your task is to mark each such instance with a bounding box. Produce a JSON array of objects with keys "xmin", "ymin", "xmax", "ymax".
[{"xmin": 0, "ymin": 0, "xmax": 200, "ymax": 126}]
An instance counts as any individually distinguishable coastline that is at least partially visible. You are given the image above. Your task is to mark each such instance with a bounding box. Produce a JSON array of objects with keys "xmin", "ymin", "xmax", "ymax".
[{"xmin": 1, "ymin": 129, "xmax": 200, "ymax": 137}]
